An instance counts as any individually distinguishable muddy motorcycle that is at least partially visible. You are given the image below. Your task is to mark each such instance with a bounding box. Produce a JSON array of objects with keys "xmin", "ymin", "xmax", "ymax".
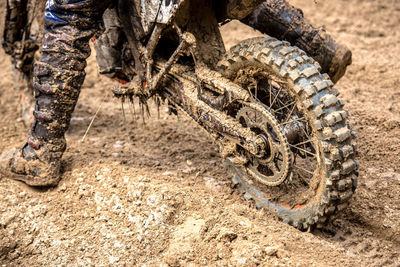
[{"xmin": 105, "ymin": 0, "xmax": 358, "ymax": 230}]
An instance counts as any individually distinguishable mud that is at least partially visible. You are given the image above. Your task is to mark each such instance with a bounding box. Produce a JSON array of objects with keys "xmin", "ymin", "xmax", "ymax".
[{"xmin": 1, "ymin": 0, "xmax": 400, "ymax": 266}]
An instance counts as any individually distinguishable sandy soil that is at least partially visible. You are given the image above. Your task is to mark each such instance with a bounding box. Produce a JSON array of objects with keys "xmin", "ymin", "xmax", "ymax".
[{"xmin": 1, "ymin": 0, "xmax": 400, "ymax": 266}]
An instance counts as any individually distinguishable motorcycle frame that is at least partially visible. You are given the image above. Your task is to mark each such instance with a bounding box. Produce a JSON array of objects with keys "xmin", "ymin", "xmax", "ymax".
[
  {"xmin": 119, "ymin": 0, "xmax": 264, "ymax": 85},
  {"xmin": 117, "ymin": 0, "xmax": 268, "ymax": 158}
]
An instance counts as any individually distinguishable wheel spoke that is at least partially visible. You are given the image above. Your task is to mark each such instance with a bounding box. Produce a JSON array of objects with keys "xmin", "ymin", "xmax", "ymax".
[
  {"xmin": 269, "ymin": 83, "xmax": 272, "ymax": 107},
  {"xmin": 274, "ymin": 101, "xmax": 296, "ymax": 113},
  {"xmin": 280, "ymin": 117, "xmax": 306, "ymax": 126},
  {"xmin": 288, "ymin": 144, "xmax": 317, "ymax": 157},
  {"xmin": 293, "ymin": 139, "xmax": 313, "ymax": 146},
  {"xmin": 255, "ymin": 81, "xmax": 258, "ymax": 100},
  {"xmin": 294, "ymin": 165, "xmax": 314, "ymax": 175},
  {"xmin": 271, "ymin": 86, "xmax": 283, "ymax": 107}
]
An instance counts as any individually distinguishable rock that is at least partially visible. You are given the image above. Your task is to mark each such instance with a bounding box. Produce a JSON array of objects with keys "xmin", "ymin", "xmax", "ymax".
[
  {"xmin": 182, "ymin": 166, "xmax": 196, "ymax": 174},
  {"xmin": 0, "ymin": 233, "xmax": 18, "ymax": 255},
  {"xmin": 265, "ymin": 246, "xmax": 279, "ymax": 257},
  {"xmin": 58, "ymin": 184, "xmax": 67, "ymax": 192},
  {"xmin": 203, "ymin": 177, "xmax": 220, "ymax": 191},
  {"xmin": 236, "ymin": 257, "xmax": 247, "ymax": 264},
  {"xmin": 71, "ymin": 117, "xmax": 85, "ymax": 121},
  {"xmin": 109, "ymin": 256, "xmax": 120, "ymax": 264},
  {"xmin": 217, "ymin": 228, "xmax": 237, "ymax": 242},
  {"xmin": 0, "ymin": 213, "xmax": 16, "ymax": 227},
  {"xmin": 380, "ymin": 172, "xmax": 400, "ymax": 180},
  {"xmin": 162, "ymin": 171, "xmax": 175, "ymax": 176},
  {"xmin": 113, "ymin": 142, "xmax": 124, "ymax": 149},
  {"xmin": 88, "ymin": 137, "xmax": 100, "ymax": 142},
  {"xmin": 364, "ymin": 180, "xmax": 377, "ymax": 190}
]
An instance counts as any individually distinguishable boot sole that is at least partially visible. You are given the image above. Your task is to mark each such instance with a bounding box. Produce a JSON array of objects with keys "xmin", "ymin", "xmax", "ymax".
[{"xmin": 0, "ymin": 167, "xmax": 60, "ymax": 187}]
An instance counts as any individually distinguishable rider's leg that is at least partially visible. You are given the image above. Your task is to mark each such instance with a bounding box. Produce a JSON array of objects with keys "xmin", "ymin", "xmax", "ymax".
[
  {"xmin": 3, "ymin": 0, "xmax": 39, "ymax": 126},
  {"xmin": 241, "ymin": 0, "xmax": 352, "ymax": 83},
  {"xmin": 0, "ymin": 0, "xmax": 111, "ymax": 186}
]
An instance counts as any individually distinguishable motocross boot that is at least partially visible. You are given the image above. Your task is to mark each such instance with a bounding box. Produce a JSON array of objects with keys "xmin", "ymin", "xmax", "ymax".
[
  {"xmin": 242, "ymin": 0, "xmax": 352, "ymax": 83},
  {"xmin": 0, "ymin": 60, "xmax": 85, "ymax": 186},
  {"xmin": 0, "ymin": 0, "xmax": 111, "ymax": 187},
  {"xmin": 0, "ymin": 139, "xmax": 65, "ymax": 187}
]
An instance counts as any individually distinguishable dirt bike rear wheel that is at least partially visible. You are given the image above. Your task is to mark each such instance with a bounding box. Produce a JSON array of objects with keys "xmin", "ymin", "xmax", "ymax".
[{"xmin": 217, "ymin": 37, "xmax": 358, "ymax": 230}]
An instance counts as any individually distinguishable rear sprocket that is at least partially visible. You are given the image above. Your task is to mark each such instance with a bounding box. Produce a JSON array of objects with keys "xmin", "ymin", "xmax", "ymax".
[{"xmin": 235, "ymin": 103, "xmax": 291, "ymax": 186}]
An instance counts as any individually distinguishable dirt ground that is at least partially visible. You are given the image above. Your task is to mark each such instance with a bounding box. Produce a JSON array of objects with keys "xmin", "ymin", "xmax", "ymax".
[{"xmin": 1, "ymin": 0, "xmax": 400, "ymax": 266}]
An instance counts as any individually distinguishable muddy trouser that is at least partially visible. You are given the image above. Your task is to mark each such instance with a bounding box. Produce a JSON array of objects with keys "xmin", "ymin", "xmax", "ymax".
[
  {"xmin": 3, "ymin": 0, "xmax": 45, "ymax": 75},
  {"xmin": 241, "ymin": 0, "xmax": 352, "ymax": 83},
  {"xmin": 2, "ymin": 0, "xmax": 30, "ymax": 60},
  {"xmin": 27, "ymin": 0, "xmax": 112, "ymax": 156}
]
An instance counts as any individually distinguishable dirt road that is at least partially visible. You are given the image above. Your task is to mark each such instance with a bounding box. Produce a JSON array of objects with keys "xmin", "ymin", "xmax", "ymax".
[{"xmin": 1, "ymin": 0, "xmax": 400, "ymax": 265}]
